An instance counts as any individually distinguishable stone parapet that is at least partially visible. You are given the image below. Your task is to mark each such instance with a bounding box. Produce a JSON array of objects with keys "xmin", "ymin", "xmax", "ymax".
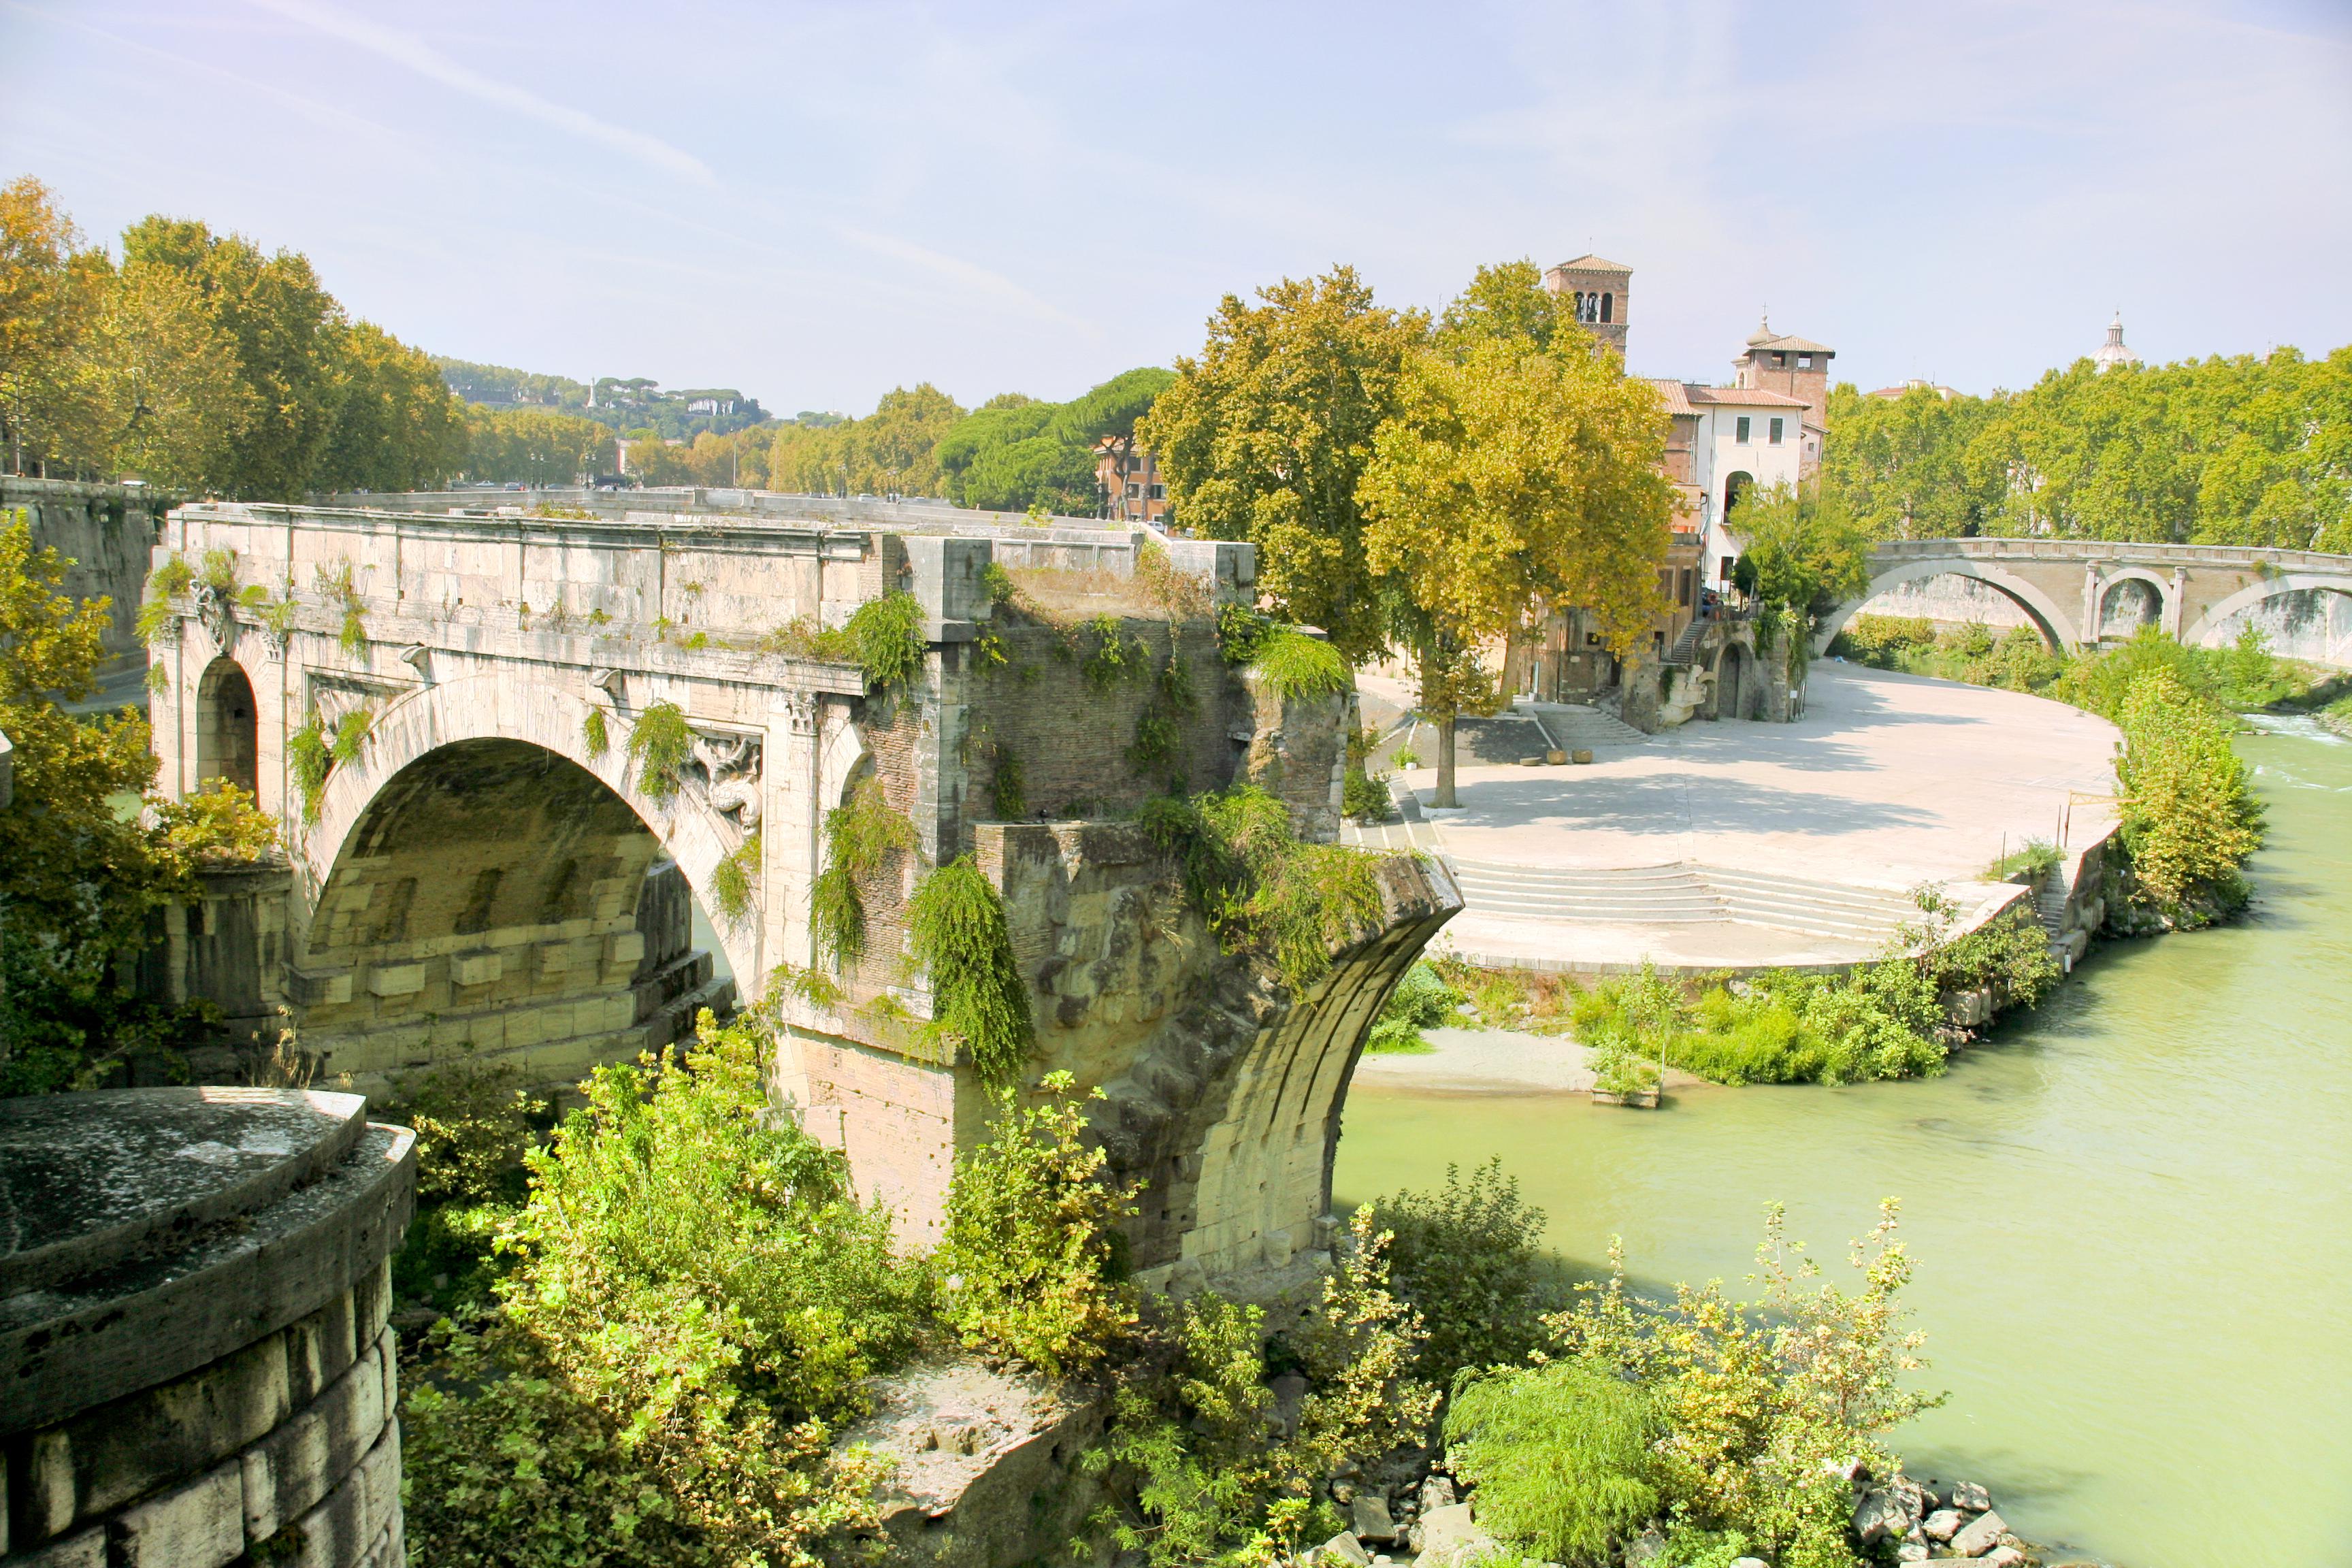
[{"xmin": 0, "ymin": 1088, "xmax": 415, "ymax": 1567}]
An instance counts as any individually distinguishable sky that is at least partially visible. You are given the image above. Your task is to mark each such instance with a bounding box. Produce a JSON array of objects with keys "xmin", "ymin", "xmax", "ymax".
[{"xmin": 4, "ymin": 0, "xmax": 2349, "ymax": 416}]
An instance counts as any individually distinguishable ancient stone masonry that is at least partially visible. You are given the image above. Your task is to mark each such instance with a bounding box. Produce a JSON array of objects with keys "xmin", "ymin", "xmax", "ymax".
[
  {"xmin": 5, "ymin": 476, "xmax": 178, "ymax": 712},
  {"xmin": 0, "ymin": 1087, "xmax": 416, "ymax": 1567},
  {"xmin": 144, "ymin": 491, "xmax": 1454, "ymax": 1274}
]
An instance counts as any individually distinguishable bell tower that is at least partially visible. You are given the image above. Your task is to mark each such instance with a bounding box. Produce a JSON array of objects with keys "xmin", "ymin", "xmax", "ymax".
[
  {"xmin": 1541, "ymin": 254, "xmax": 1631, "ymax": 358},
  {"xmin": 1732, "ymin": 314, "xmax": 1836, "ymax": 425}
]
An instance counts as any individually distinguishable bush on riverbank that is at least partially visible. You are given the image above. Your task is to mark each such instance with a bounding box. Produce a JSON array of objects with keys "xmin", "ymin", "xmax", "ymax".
[
  {"xmin": 1367, "ymin": 960, "xmax": 1460, "ymax": 1053},
  {"xmin": 2114, "ymin": 665, "xmax": 2265, "ymax": 926},
  {"xmin": 1833, "ymin": 617, "xmax": 2320, "ymax": 717},
  {"xmin": 1456, "ymin": 1203, "xmax": 1944, "ymax": 1568}
]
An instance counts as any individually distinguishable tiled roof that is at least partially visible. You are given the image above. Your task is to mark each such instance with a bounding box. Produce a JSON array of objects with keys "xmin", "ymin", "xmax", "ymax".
[
  {"xmin": 1746, "ymin": 333, "xmax": 1835, "ymax": 355},
  {"xmin": 1552, "ymin": 253, "xmax": 1633, "ymax": 274},
  {"xmin": 1645, "ymin": 378, "xmax": 1697, "ymax": 416},
  {"xmin": 1686, "ymin": 386, "xmax": 1810, "ymax": 408}
]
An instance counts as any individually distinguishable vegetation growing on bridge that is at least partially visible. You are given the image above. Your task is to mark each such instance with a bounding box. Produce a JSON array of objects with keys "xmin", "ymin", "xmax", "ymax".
[
  {"xmin": 624, "ymin": 700, "xmax": 694, "ymax": 800},
  {"xmin": 906, "ymin": 856, "xmax": 1032, "ymax": 1088},
  {"xmin": 810, "ymin": 775, "xmax": 914, "ymax": 965},
  {"xmin": 0, "ymin": 516, "xmax": 277, "ymax": 1094}
]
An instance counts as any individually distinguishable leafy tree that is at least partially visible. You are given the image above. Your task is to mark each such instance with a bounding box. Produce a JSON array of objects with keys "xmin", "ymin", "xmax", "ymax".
[
  {"xmin": 463, "ymin": 405, "xmax": 617, "ymax": 485},
  {"xmin": 317, "ymin": 321, "xmax": 464, "ymax": 491},
  {"xmin": 1139, "ymin": 267, "xmax": 1428, "ymax": 663},
  {"xmin": 120, "ymin": 216, "xmax": 347, "ymax": 500},
  {"xmin": 0, "ymin": 516, "xmax": 276, "ymax": 1094},
  {"xmin": 0, "ymin": 176, "xmax": 110, "ymax": 476},
  {"xmin": 88, "ymin": 256, "xmax": 252, "ymax": 489},
  {"xmin": 767, "ymin": 382, "xmax": 965, "ymax": 497},
  {"xmin": 1433, "ymin": 257, "xmax": 1571, "ymax": 358},
  {"xmin": 1360, "ymin": 331, "xmax": 1673, "ymax": 804}
]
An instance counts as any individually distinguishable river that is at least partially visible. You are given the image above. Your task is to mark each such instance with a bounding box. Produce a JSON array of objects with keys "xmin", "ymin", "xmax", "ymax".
[{"xmin": 1332, "ymin": 720, "xmax": 2352, "ymax": 1568}]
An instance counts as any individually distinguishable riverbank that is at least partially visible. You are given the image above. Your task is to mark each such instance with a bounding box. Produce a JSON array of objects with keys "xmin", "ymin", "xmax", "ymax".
[
  {"xmin": 1356, "ymin": 1025, "xmax": 1709, "ymax": 1095},
  {"xmin": 1335, "ymin": 721, "xmax": 2352, "ymax": 1567}
]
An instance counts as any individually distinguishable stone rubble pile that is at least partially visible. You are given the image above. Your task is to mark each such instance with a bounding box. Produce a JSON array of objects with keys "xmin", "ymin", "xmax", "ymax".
[{"xmin": 1284, "ymin": 1453, "xmax": 2097, "ymax": 1568}]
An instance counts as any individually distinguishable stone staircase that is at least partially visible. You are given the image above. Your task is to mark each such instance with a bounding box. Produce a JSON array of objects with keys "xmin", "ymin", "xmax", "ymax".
[
  {"xmin": 1661, "ymin": 616, "xmax": 1708, "ymax": 667},
  {"xmin": 1446, "ymin": 858, "xmax": 1927, "ymax": 945},
  {"xmin": 1517, "ymin": 702, "xmax": 1647, "ymax": 749},
  {"xmin": 2034, "ymin": 881, "xmax": 2071, "ymax": 940}
]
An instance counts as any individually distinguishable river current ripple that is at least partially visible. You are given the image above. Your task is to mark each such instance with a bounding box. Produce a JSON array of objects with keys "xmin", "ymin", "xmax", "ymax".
[{"xmin": 1333, "ymin": 724, "xmax": 2352, "ymax": 1568}]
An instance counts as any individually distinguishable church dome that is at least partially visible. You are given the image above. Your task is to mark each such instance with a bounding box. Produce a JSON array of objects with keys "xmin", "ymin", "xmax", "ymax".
[{"xmin": 2094, "ymin": 312, "xmax": 2140, "ymax": 372}]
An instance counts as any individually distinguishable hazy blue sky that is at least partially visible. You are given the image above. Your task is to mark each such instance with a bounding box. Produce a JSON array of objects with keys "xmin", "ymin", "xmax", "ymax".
[{"xmin": 5, "ymin": 1, "xmax": 2348, "ymax": 414}]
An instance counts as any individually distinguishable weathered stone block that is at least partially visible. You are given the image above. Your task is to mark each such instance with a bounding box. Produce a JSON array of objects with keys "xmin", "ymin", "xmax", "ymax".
[
  {"xmin": 10, "ymin": 1526, "xmax": 106, "ymax": 1567},
  {"xmin": 605, "ymin": 930, "xmax": 647, "ymax": 967},
  {"xmin": 451, "ymin": 951, "xmax": 502, "ymax": 987},
  {"xmin": 109, "ymin": 1458, "xmax": 244, "ymax": 1567},
  {"xmin": 365, "ymin": 964, "xmax": 425, "ymax": 998}
]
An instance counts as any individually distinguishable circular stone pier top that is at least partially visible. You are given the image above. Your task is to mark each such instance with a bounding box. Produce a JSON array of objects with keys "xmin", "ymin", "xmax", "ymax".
[{"xmin": 1, "ymin": 1086, "xmax": 416, "ymax": 1567}]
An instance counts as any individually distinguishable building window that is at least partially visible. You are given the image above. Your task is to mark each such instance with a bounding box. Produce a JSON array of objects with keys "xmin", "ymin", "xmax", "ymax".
[
  {"xmin": 1735, "ymin": 416, "xmax": 1751, "ymax": 444},
  {"xmin": 1148, "ymin": 484, "xmax": 1166, "ymax": 500},
  {"xmin": 1798, "ymin": 354, "xmax": 1813, "ymax": 368},
  {"xmin": 1126, "ymin": 483, "xmax": 1142, "ymax": 498},
  {"xmin": 1678, "ymin": 568, "xmax": 1693, "ymax": 606},
  {"xmin": 1769, "ymin": 417, "xmax": 1784, "ymax": 444},
  {"xmin": 1601, "ymin": 292, "xmax": 1614, "ymax": 324}
]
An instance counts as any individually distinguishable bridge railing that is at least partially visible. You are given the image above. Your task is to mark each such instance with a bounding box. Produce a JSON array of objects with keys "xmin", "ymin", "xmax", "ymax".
[{"xmin": 1869, "ymin": 536, "xmax": 2352, "ymax": 574}]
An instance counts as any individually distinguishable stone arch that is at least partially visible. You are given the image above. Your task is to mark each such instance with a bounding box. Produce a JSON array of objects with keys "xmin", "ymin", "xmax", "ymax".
[
  {"xmin": 1816, "ymin": 559, "xmax": 2080, "ymax": 655},
  {"xmin": 1724, "ymin": 470, "xmax": 1755, "ymax": 523},
  {"xmin": 1714, "ymin": 641, "xmax": 1758, "ymax": 719},
  {"xmin": 304, "ymin": 673, "xmax": 759, "ymax": 985},
  {"xmin": 2181, "ymin": 572, "xmax": 2352, "ymax": 652},
  {"xmin": 2095, "ymin": 570, "xmax": 2168, "ymax": 639},
  {"xmin": 194, "ymin": 657, "xmax": 258, "ymax": 796}
]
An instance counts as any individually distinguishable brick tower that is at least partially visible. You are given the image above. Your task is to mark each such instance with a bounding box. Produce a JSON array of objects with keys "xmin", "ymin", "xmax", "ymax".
[{"xmin": 1541, "ymin": 254, "xmax": 1632, "ymax": 357}]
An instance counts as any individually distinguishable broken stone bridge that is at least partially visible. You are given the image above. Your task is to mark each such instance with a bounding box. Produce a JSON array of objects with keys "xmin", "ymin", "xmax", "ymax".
[{"xmin": 144, "ymin": 489, "xmax": 1459, "ymax": 1286}]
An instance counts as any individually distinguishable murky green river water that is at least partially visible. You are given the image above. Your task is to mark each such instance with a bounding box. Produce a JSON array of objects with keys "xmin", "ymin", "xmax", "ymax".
[{"xmin": 1333, "ymin": 722, "xmax": 2352, "ymax": 1568}]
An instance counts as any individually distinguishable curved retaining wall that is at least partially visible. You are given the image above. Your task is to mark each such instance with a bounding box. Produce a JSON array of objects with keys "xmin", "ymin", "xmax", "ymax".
[{"xmin": 0, "ymin": 1088, "xmax": 415, "ymax": 1568}]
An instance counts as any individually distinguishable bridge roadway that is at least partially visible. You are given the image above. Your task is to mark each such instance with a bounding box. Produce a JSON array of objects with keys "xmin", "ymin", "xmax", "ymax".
[{"xmin": 1816, "ymin": 536, "xmax": 2352, "ymax": 662}]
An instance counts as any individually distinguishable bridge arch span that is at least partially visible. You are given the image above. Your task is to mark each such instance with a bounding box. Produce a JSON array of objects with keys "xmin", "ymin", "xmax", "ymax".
[
  {"xmin": 2093, "ymin": 567, "xmax": 2171, "ymax": 638},
  {"xmin": 1816, "ymin": 558, "xmax": 2081, "ymax": 655},
  {"xmin": 2181, "ymin": 572, "xmax": 2352, "ymax": 651},
  {"xmin": 305, "ymin": 673, "xmax": 760, "ymax": 986}
]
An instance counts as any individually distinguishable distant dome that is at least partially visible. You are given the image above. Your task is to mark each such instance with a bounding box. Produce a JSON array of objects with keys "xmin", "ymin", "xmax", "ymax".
[{"xmin": 2095, "ymin": 312, "xmax": 2140, "ymax": 373}]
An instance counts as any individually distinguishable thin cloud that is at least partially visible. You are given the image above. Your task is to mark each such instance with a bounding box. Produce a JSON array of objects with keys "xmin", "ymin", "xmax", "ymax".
[
  {"xmin": 246, "ymin": 0, "xmax": 717, "ymax": 187},
  {"xmin": 828, "ymin": 220, "xmax": 1098, "ymax": 336}
]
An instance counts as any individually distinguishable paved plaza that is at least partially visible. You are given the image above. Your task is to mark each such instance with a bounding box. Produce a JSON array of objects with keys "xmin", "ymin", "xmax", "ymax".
[{"xmin": 1352, "ymin": 661, "xmax": 2123, "ymax": 971}]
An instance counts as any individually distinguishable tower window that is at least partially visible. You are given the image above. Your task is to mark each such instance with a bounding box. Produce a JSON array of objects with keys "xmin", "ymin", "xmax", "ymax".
[
  {"xmin": 1774, "ymin": 353, "xmax": 1787, "ymax": 367},
  {"xmin": 1798, "ymin": 354, "xmax": 1814, "ymax": 368},
  {"xmin": 1735, "ymin": 416, "xmax": 1752, "ymax": 444},
  {"xmin": 1601, "ymin": 293, "xmax": 1614, "ymax": 324},
  {"xmin": 1769, "ymin": 417, "xmax": 1784, "ymax": 444}
]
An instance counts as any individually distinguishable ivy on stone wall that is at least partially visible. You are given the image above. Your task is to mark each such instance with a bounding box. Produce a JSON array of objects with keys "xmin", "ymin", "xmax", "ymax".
[
  {"xmin": 711, "ymin": 830, "xmax": 761, "ymax": 926},
  {"xmin": 1126, "ymin": 641, "xmax": 1196, "ymax": 787},
  {"xmin": 625, "ymin": 702, "xmax": 693, "ymax": 801},
  {"xmin": 906, "ymin": 856, "xmax": 1032, "ymax": 1088},
  {"xmin": 135, "ymin": 554, "xmax": 191, "ymax": 644},
  {"xmin": 811, "ymin": 777, "xmax": 915, "ymax": 964},
  {"xmin": 989, "ymin": 746, "xmax": 1026, "ymax": 819},
  {"xmin": 580, "ymin": 706, "xmax": 608, "ymax": 759},
  {"xmin": 289, "ymin": 719, "xmax": 330, "ymax": 824}
]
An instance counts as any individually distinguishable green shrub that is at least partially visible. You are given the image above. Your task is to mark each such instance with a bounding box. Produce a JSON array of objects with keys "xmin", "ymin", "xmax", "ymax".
[
  {"xmin": 1572, "ymin": 957, "xmax": 1947, "ymax": 1088},
  {"xmin": 1214, "ymin": 602, "xmax": 1271, "ymax": 665},
  {"xmin": 581, "ymin": 704, "xmax": 608, "ymax": 758},
  {"xmin": 289, "ymin": 719, "xmax": 330, "ymax": 824},
  {"xmin": 906, "ymin": 857, "xmax": 1032, "ymax": 1087},
  {"xmin": 1544, "ymin": 1203, "xmax": 1944, "ymax": 1568},
  {"xmin": 712, "ymin": 830, "xmax": 761, "ymax": 926},
  {"xmin": 1250, "ymin": 629, "xmax": 1350, "ymax": 702},
  {"xmin": 1128, "ymin": 647, "xmax": 1196, "ymax": 784},
  {"xmin": 1139, "ymin": 786, "xmax": 1386, "ymax": 994},
  {"xmin": 1446, "ymin": 1359, "xmax": 1661, "ymax": 1567},
  {"xmin": 329, "ymin": 706, "xmax": 372, "ymax": 766},
  {"xmin": 625, "ymin": 701, "xmax": 694, "ymax": 800},
  {"xmin": 1366, "ymin": 961, "xmax": 1457, "ymax": 1054},
  {"xmin": 391, "ymin": 1052, "xmax": 546, "ymax": 1205},
  {"xmin": 1987, "ymin": 836, "xmax": 2061, "ymax": 880},
  {"xmin": 137, "ymin": 555, "xmax": 191, "ymax": 644},
  {"xmin": 402, "ymin": 1011, "xmax": 919, "ymax": 1568},
  {"xmin": 1374, "ymin": 1157, "xmax": 1554, "ymax": 1380},
  {"xmin": 1082, "ymin": 614, "xmax": 1150, "ymax": 689},
  {"xmin": 1094, "ymin": 1209, "xmax": 1438, "ymax": 1568},
  {"xmin": 839, "ymin": 590, "xmax": 925, "ymax": 696},
  {"xmin": 1928, "ymin": 905, "xmax": 2059, "ymax": 1009},
  {"xmin": 2114, "ymin": 664, "xmax": 2264, "ymax": 922},
  {"xmin": 811, "ymin": 777, "xmax": 914, "ymax": 965},
  {"xmin": 934, "ymin": 1071, "xmax": 1137, "ymax": 1377}
]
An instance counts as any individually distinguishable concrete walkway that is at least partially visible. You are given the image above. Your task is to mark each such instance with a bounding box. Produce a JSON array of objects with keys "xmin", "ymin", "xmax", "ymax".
[
  {"xmin": 1355, "ymin": 662, "xmax": 2121, "ymax": 973},
  {"xmin": 1352, "ymin": 1026, "xmax": 1709, "ymax": 1095}
]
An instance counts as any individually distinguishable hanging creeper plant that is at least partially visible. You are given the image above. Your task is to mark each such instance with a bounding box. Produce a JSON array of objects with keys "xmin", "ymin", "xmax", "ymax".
[{"xmin": 907, "ymin": 857, "xmax": 1032, "ymax": 1088}]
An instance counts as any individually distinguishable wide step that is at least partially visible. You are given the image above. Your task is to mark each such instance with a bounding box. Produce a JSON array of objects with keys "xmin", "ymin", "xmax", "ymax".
[{"xmin": 1448, "ymin": 858, "xmax": 1931, "ymax": 943}]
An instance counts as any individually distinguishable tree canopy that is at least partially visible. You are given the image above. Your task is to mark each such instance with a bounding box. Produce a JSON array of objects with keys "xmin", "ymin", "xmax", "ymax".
[
  {"xmin": 0, "ymin": 178, "xmax": 463, "ymax": 496},
  {"xmin": 933, "ymin": 365, "xmax": 1174, "ymax": 514},
  {"xmin": 766, "ymin": 382, "xmax": 967, "ymax": 497},
  {"xmin": 1819, "ymin": 346, "xmax": 2352, "ymax": 551},
  {"xmin": 1139, "ymin": 267, "xmax": 1428, "ymax": 663}
]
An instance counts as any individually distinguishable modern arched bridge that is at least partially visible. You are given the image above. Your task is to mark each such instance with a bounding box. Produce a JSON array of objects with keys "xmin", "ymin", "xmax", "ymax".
[{"xmin": 1815, "ymin": 536, "xmax": 2352, "ymax": 662}]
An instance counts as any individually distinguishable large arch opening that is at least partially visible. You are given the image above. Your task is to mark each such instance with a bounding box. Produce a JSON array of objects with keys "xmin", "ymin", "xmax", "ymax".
[
  {"xmin": 2098, "ymin": 576, "xmax": 2164, "ymax": 641},
  {"xmin": 1817, "ymin": 562, "xmax": 2076, "ymax": 655},
  {"xmin": 2186, "ymin": 578, "xmax": 2352, "ymax": 670},
  {"xmin": 195, "ymin": 658, "xmax": 258, "ymax": 796},
  {"xmin": 297, "ymin": 736, "xmax": 734, "ymax": 1088}
]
